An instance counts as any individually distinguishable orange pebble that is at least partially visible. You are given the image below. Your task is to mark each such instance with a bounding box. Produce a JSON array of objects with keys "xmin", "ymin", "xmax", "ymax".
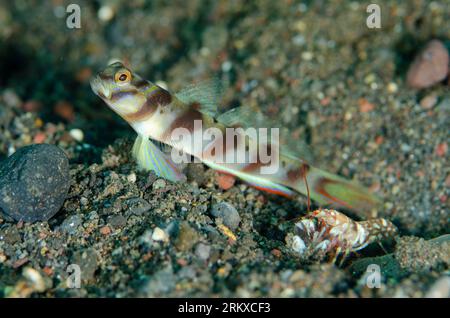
[
  {"xmin": 33, "ymin": 132, "xmax": 47, "ymax": 144},
  {"xmin": 358, "ymin": 98, "xmax": 375, "ymax": 113},
  {"xmin": 42, "ymin": 267, "xmax": 53, "ymax": 276},
  {"xmin": 271, "ymin": 249, "xmax": 282, "ymax": 258},
  {"xmin": 100, "ymin": 226, "xmax": 111, "ymax": 235},
  {"xmin": 22, "ymin": 100, "xmax": 42, "ymax": 112},
  {"xmin": 177, "ymin": 258, "xmax": 188, "ymax": 266},
  {"xmin": 375, "ymin": 136, "xmax": 384, "ymax": 145},
  {"xmin": 216, "ymin": 173, "xmax": 236, "ymax": 190},
  {"xmin": 435, "ymin": 143, "xmax": 448, "ymax": 157},
  {"xmin": 320, "ymin": 97, "xmax": 331, "ymax": 106},
  {"xmin": 54, "ymin": 101, "xmax": 75, "ymax": 122},
  {"xmin": 75, "ymin": 67, "xmax": 93, "ymax": 83},
  {"xmin": 407, "ymin": 40, "xmax": 449, "ymax": 89}
]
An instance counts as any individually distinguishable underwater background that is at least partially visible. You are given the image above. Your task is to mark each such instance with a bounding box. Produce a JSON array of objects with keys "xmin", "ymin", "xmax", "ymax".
[{"xmin": 0, "ymin": 0, "xmax": 449, "ymax": 297}]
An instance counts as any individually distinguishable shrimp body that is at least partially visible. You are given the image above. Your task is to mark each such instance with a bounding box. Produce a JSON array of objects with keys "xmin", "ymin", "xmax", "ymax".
[{"xmin": 292, "ymin": 209, "xmax": 398, "ymax": 262}]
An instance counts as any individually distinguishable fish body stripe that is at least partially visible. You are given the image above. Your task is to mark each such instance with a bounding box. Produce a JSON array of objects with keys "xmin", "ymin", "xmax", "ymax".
[{"xmin": 125, "ymin": 86, "xmax": 172, "ymax": 122}]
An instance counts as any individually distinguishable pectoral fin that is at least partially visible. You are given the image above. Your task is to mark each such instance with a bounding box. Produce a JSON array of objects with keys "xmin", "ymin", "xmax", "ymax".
[{"xmin": 132, "ymin": 135, "xmax": 186, "ymax": 182}]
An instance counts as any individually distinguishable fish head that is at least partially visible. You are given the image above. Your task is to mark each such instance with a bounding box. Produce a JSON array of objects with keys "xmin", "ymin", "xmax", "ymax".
[{"xmin": 90, "ymin": 62, "xmax": 148, "ymax": 119}]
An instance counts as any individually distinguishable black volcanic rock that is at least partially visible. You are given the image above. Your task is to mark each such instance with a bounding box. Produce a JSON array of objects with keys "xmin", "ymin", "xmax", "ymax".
[{"xmin": 0, "ymin": 144, "xmax": 70, "ymax": 222}]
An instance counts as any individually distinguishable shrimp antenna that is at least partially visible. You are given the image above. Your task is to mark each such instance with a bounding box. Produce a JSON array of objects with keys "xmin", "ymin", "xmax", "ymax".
[
  {"xmin": 378, "ymin": 242, "xmax": 389, "ymax": 254},
  {"xmin": 302, "ymin": 164, "xmax": 311, "ymax": 213}
]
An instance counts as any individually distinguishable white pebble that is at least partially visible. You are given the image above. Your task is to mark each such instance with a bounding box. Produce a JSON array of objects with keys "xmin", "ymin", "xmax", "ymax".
[
  {"xmin": 200, "ymin": 47, "xmax": 210, "ymax": 57},
  {"xmin": 221, "ymin": 61, "xmax": 232, "ymax": 72},
  {"xmin": 364, "ymin": 73, "xmax": 376, "ymax": 84},
  {"xmin": 53, "ymin": 6, "xmax": 65, "ymax": 19},
  {"xmin": 127, "ymin": 173, "xmax": 137, "ymax": 184},
  {"xmin": 80, "ymin": 197, "xmax": 88, "ymax": 206},
  {"xmin": 69, "ymin": 129, "xmax": 84, "ymax": 142},
  {"xmin": 301, "ymin": 51, "xmax": 313, "ymax": 61},
  {"xmin": 387, "ymin": 82, "xmax": 398, "ymax": 93},
  {"xmin": 8, "ymin": 145, "xmax": 15, "ymax": 156},
  {"xmin": 152, "ymin": 179, "xmax": 166, "ymax": 190},
  {"xmin": 425, "ymin": 277, "xmax": 450, "ymax": 298},
  {"xmin": 98, "ymin": 6, "xmax": 114, "ymax": 22},
  {"xmin": 23, "ymin": 267, "xmax": 46, "ymax": 292},
  {"xmin": 292, "ymin": 35, "xmax": 305, "ymax": 46},
  {"xmin": 2, "ymin": 90, "xmax": 22, "ymax": 108},
  {"xmin": 152, "ymin": 227, "xmax": 168, "ymax": 242}
]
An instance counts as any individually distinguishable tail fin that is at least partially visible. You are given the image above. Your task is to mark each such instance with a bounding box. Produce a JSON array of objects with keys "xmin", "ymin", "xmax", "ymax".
[{"xmin": 299, "ymin": 166, "xmax": 381, "ymax": 214}]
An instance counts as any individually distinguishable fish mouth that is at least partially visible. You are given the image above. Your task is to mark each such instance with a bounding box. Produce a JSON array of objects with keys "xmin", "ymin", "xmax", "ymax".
[{"xmin": 90, "ymin": 75, "xmax": 111, "ymax": 100}]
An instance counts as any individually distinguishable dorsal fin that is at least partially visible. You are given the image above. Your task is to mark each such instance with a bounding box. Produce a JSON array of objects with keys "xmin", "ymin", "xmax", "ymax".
[
  {"xmin": 175, "ymin": 78, "xmax": 224, "ymax": 118},
  {"xmin": 217, "ymin": 106, "xmax": 314, "ymax": 162},
  {"xmin": 216, "ymin": 106, "xmax": 263, "ymax": 127}
]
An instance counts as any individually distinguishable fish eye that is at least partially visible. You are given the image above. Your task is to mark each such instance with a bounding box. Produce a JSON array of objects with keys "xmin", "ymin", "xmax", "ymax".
[{"xmin": 114, "ymin": 70, "xmax": 132, "ymax": 84}]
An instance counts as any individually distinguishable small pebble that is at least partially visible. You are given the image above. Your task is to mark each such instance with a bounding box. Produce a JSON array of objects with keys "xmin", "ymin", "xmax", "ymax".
[
  {"xmin": 151, "ymin": 227, "xmax": 168, "ymax": 242},
  {"xmin": 152, "ymin": 179, "xmax": 166, "ymax": 190},
  {"xmin": 175, "ymin": 222, "xmax": 200, "ymax": 252},
  {"xmin": 75, "ymin": 67, "xmax": 92, "ymax": 83},
  {"xmin": 98, "ymin": 5, "xmax": 115, "ymax": 22},
  {"xmin": 387, "ymin": 82, "xmax": 398, "ymax": 93},
  {"xmin": 23, "ymin": 268, "xmax": 45, "ymax": 293},
  {"xmin": 88, "ymin": 211, "xmax": 98, "ymax": 220},
  {"xmin": 22, "ymin": 100, "xmax": 42, "ymax": 112},
  {"xmin": 0, "ymin": 253, "xmax": 7, "ymax": 263},
  {"xmin": 420, "ymin": 94, "xmax": 438, "ymax": 109},
  {"xmin": 271, "ymin": 249, "xmax": 282, "ymax": 258},
  {"xmin": 358, "ymin": 98, "xmax": 375, "ymax": 113},
  {"xmin": 60, "ymin": 214, "xmax": 82, "ymax": 235},
  {"xmin": 54, "ymin": 101, "xmax": 75, "ymax": 122},
  {"xmin": 69, "ymin": 129, "xmax": 84, "ymax": 142},
  {"xmin": 425, "ymin": 277, "xmax": 450, "ymax": 298},
  {"xmin": 211, "ymin": 201, "xmax": 241, "ymax": 230},
  {"xmin": 108, "ymin": 215, "xmax": 127, "ymax": 229},
  {"xmin": 80, "ymin": 197, "xmax": 89, "ymax": 206},
  {"xmin": 216, "ymin": 173, "xmax": 235, "ymax": 190},
  {"xmin": 127, "ymin": 173, "xmax": 137, "ymax": 183},
  {"xmin": 33, "ymin": 132, "xmax": 47, "ymax": 144},
  {"xmin": 8, "ymin": 267, "xmax": 47, "ymax": 297},
  {"xmin": 2, "ymin": 90, "xmax": 22, "ymax": 108},
  {"xmin": 364, "ymin": 73, "xmax": 376, "ymax": 84},
  {"xmin": 221, "ymin": 61, "xmax": 232, "ymax": 72},
  {"xmin": 407, "ymin": 40, "xmax": 449, "ymax": 89},
  {"xmin": 301, "ymin": 51, "xmax": 313, "ymax": 61},
  {"xmin": 195, "ymin": 243, "xmax": 211, "ymax": 261},
  {"xmin": 0, "ymin": 227, "xmax": 22, "ymax": 244},
  {"xmin": 435, "ymin": 143, "xmax": 447, "ymax": 157},
  {"xmin": 100, "ymin": 226, "xmax": 111, "ymax": 235}
]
